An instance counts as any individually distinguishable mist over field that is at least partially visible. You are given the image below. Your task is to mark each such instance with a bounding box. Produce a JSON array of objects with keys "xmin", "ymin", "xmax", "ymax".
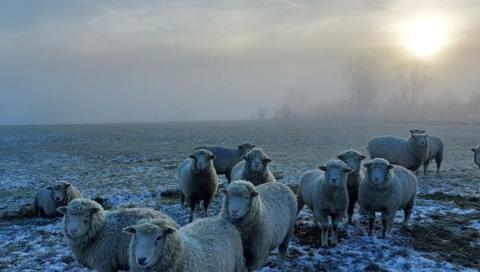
[{"xmin": 1, "ymin": 0, "xmax": 480, "ymax": 125}]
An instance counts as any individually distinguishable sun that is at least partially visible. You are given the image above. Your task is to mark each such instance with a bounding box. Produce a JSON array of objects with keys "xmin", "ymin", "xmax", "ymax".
[{"xmin": 401, "ymin": 17, "xmax": 448, "ymax": 58}]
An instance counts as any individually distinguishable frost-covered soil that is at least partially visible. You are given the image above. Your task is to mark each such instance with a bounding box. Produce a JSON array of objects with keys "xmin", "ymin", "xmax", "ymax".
[{"xmin": 1, "ymin": 120, "xmax": 479, "ymax": 271}]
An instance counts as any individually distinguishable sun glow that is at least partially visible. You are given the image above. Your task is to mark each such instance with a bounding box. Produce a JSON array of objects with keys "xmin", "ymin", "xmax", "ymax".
[{"xmin": 401, "ymin": 17, "xmax": 449, "ymax": 58}]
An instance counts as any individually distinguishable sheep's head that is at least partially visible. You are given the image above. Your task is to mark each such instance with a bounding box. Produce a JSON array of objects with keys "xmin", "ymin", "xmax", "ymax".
[
  {"xmin": 123, "ymin": 219, "xmax": 177, "ymax": 269},
  {"xmin": 189, "ymin": 149, "xmax": 215, "ymax": 171},
  {"xmin": 337, "ymin": 149, "xmax": 366, "ymax": 172},
  {"xmin": 472, "ymin": 146, "xmax": 480, "ymax": 166},
  {"xmin": 409, "ymin": 132, "xmax": 428, "ymax": 148},
  {"xmin": 221, "ymin": 180, "xmax": 258, "ymax": 220},
  {"xmin": 238, "ymin": 142, "xmax": 256, "ymax": 155},
  {"xmin": 57, "ymin": 198, "xmax": 103, "ymax": 238},
  {"xmin": 242, "ymin": 148, "xmax": 271, "ymax": 173},
  {"xmin": 47, "ymin": 181, "xmax": 71, "ymax": 203},
  {"xmin": 409, "ymin": 129, "xmax": 426, "ymax": 134},
  {"xmin": 319, "ymin": 159, "xmax": 352, "ymax": 188},
  {"xmin": 363, "ymin": 158, "xmax": 394, "ymax": 187}
]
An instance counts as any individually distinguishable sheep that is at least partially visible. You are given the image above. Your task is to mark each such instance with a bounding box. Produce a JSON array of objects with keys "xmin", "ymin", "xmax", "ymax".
[
  {"xmin": 195, "ymin": 142, "xmax": 255, "ymax": 182},
  {"xmin": 123, "ymin": 217, "xmax": 246, "ymax": 272},
  {"xmin": 230, "ymin": 148, "xmax": 276, "ymax": 186},
  {"xmin": 57, "ymin": 198, "xmax": 178, "ymax": 272},
  {"xmin": 337, "ymin": 149, "xmax": 367, "ymax": 224},
  {"xmin": 34, "ymin": 180, "xmax": 81, "ymax": 217},
  {"xmin": 367, "ymin": 130, "xmax": 429, "ymax": 173},
  {"xmin": 410, "ymin": 129, "xmax": 444, "ymax": 174},
  {"xmin": 297, "ymin": 159, "xmax": 352, "ymax": 247},
  {"xmin": 358, "ymin": 158, "xmax": 417, "ymax": 239},
  {"xmin": 177, "ymin": 149, "xmax": 218, "ymax": 222},
  {"xmin": 472, "ymin": 145, "xmax": 480, "ymax": 168},
  {"xmin": 220, "ymin": 180, "xmax": 297, "ymax": 271}
]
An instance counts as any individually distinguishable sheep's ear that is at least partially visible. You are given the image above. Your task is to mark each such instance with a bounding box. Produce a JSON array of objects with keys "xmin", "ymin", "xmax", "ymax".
[
  {"xmin": 209, "ymin": 154, "xmax": 216, "ymax": 160},
  {"xmin": 238, "ymin": 145, "xmax": 243, "ymax": 149},
  {"xmin": 337, "ymin": 154, "xmax": 344, "ymax": 161},
  {"xmin": 387, "ymin": 164, "xmax": 394, "ymax": 170},
  {"xmin": 242, "ymin": 155, "xmax": 248, "ymax": 161},
  {"xmin": 409, "ymin": 130, "xmax": 415, "ymax": 134},
  {"xmin": 251, "ymin": 144, "xmax": 256, "ymax": 148},
  {"xmin": 189, "ymin": 154, "xmax": 195, "ymax": 159},
  {"xmin": 46, "ymin": 186, "xmax": 52, "ymax": 190},
  {"xmin": 359, "ymin": 155, "xmax": 367, "ymax": 161},
  {"xmin": 250, "ymin": 191, "xmax": 259, "ymax": 197},
  {"xmin": 57, "ymin": 206, "xmax": 68, "ymax": 214},
  {"xmin": 263, "ymin": 158, "xmax": 272, "ymax": 164},
  {"xmin": 64, "ymin": 182, "xmax": 71, "ymax": 188},
  {"xmin": 363, "ymin": 162, "xmax": 372, "ymax": 169},
  {"xmin": 123, "ymin": 226, "xmax": 136, "ymax": 235},
  {"xmin": 220, "ymin": 189, "xmax": 228, "ymax": 196},
  {"xmin": 472, "ymin": 148, "xmax": 477, "ymax": 152},
  {"xmin": 164, "ymin": 227, "xmax": 176, "ymax": 235},
  {"xmin": 343, "ymin": 167, "xmax": 352, "ymax": 174},
  {"xmin": 319, "ymin": 165, "xmax": 327, "ymax": 171}
]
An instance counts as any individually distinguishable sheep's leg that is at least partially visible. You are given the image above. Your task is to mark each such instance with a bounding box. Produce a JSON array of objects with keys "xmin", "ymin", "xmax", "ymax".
[
  {"xmin": 367, "ymin": 212, "xmax": 375, "ymax": 236},
  {"xmin": 278, "ymin": 226, "xmax": 293, "ymax": 268},
  {"xmin": 319, "ymin": 214, "xmax": 329, "ymax": 247},
  {"xmin": 347, "ymin": 202, "xmax": 355, "ymax": 224},
  {"xmin": 331, "ymin": 213, "xmax": 343, "ymax": 246},
  {"xmin": 381, "ymin": 212, "xmax": 395, "ymax": 239},
  {"xmin": 203, "ymin": 199, "xmax": 210, "ymax": 218},
  {"xmin": 180, "ymin": 194, "xmax": 185, "ymax": 207},
  {"xmin": 403, "ymin": 198, "xmax": 415, "ymax": 227},
  {"xmin": 296, "ymin": 195, "xmax": 305, "ymax": 215},
  {"xmin": 188, "ymin": 199, "xmax": 196, "ymax": 223},
  {"xmin": 423, "ymin": 160, "xmax": 430, "ymax": 175},
  {"xmin": 225, "ymin": 169, "xmax": 232, "ymax": 183},
  {"xmin": 435, "ymin": 154, "xmax": 443, "ymax": 173}
]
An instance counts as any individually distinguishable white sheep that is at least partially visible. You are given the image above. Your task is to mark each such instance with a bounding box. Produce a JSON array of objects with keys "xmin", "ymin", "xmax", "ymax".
[
  {"xmin": 297, "ymin": 159, "xmax": 352, "ymax": 247},
  {"xmin": 57, "ymin": 198, "xmax": 177, "ymax": 272},
  {"xmin": 230, "ymin": 148, "xmax": 276, "ymax": 186},
  {"xmin": 195, "ymin": 142, "xmax": 255, "ymax": 182},
  {"xmin": 358, "ymin": 158, "xmax": 417, "ymax": 239},
  {"xmin": 410, "ymin": 129, "xmax": 444, "ymax": 174},
  {"xmin": 34, "ymin": 180, "xmax": 81, "ymax": 217},
  {"xmin": 177, "ymin": 149, "xmax": 218, "ymax": 222},
  {"xmin": 220, "ymin": 180, "xmax": 297, "ymax": 271},
  {"xmin": 337, "ymin": 149, "xmax": 367, "ymax": 224},
  {"xmin": 471, "ymin": 145, "xmax": 480, "ymax": 169},
  {"xmin": 123, "ymin": 217, "xmax": 246, "ymax": 272},
  {"xmin": 367, "ymin": 130, "xmax": 429, "ymax": 173}
]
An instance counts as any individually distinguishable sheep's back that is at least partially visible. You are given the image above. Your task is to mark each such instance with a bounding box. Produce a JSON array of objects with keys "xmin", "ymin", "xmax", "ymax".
[
  {"xmin": 298, "ymin": 170, "xmax": 323, "ymax": 211},
  {"xmin": 391, "ymin": 167, "xmax": 417, "ymax": 209},
  {"xmin": 368, "ymin": 136, "xmax": 408, "ymax": 164},
  {"xmin": 196, "ymin": 146, "xmax": 240, "ymax": 173}
]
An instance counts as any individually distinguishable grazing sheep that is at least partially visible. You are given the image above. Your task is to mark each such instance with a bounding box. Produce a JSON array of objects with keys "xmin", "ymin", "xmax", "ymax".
[
  {"xmin": 57, "ymin": 198, "xmax": 177, "ymax": 272},
  {"xmin": 358, "ymin": 158, "xmax": 417, "ymax": 239},
  {"xmin": 410, "ymin": 129, "xmax": 444, "ymax": 174},
  {"xmin": 123, "ymin": 217, "xmax": 246, "ymax": 272},
  {"xmin": 220, "ymin": 180, "xmax": 297, "ymax": 271},
  {"xmin": 177, "ymin": 149, "xmax": 218, "ymax": 222},
  {"xmin": 297, "ymin": 159, "xmax": 352, "ymax": 247},
  {"xmin": 34, "ymin": 181, "xmax": 81, "ymax": 217},
  {"xmin": 337, "ymin": 149, "xmax": 367, "ymax": 224},
  {"xmin": 195, "ymin": 142, "xmax": 255, "ymax": 182},
  {"xmin": 230, "ymin": 148, "xmax": 276, "ymax": 186},
  {"xmin": 367, "ymin": 130, "xmax": 429, "ymax": 173},
  {"xmin": 472, "ymin": 145, "xmax": 480, "ymax": 169}
]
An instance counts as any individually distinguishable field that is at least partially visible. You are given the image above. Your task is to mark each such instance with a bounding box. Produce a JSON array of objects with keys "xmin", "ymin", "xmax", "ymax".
[{"xmin": 0, "ymin": 120, "xmax": 479, "ymax": 271}]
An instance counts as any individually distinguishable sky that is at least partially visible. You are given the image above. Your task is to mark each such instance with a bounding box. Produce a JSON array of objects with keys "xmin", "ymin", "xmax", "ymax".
[{"xmin": 1, "ymin": 0, "xmax": 479, "ymax": 125}]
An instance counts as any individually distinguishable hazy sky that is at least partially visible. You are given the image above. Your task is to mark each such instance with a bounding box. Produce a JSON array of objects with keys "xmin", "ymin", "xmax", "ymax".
[{"xmin": 1, "ymin": 0, "xmax": 479, "ymax": 125}]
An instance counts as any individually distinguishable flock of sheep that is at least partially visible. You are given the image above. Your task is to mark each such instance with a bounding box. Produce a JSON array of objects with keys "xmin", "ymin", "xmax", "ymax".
[{"xmin": 32, "ymin": 129, "xmax": 480, "ymax": 272}]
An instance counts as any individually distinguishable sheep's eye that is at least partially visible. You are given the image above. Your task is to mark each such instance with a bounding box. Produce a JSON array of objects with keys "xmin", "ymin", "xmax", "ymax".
[
  {"xmin": 244, "ymin": 197, "xmax": 249, "ymax": 200},
  {"xmin": 83, "ymin": 220, "xmax": 88, "ymax": 223},
  {"xmin": 156, "ymin": 235, "xmax": 162, "ymax": 241}
]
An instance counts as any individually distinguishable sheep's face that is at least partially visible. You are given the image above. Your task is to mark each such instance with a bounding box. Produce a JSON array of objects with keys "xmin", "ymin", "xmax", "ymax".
[
  {"xmin": 364, "ymin": 159, "xmax": 393, "ymax": 186},
  {"xmin": 47, "ymin": 181, "xmax": 71, "ymax": 203},
  {"xmin": 409, "ymin": 133, "xmax": 428, "ymax": 148},
  {"xmin": 337, "ymin": 150, "xmax": 366, "ymax": 172},
  {"xmin": 63, "ymin": 208, "xmax": 98, "ymax": 238},
  {"xmin": 189, "ymin": 149, "xmax": 215, "ymax": 171},
  {"xmin": 243, "ymin": 149, "xmax": 271, "ymax": 173},
  {"xmin": 238, "ymin": 142, "xmax": 255, "ymax": 155},
  {"xmin": 223, "ymin": 182, "xmax": 259, "ymax": 220},
  {"xmin": 319, "ymin": 160, "xmax": 351, "ymax": 188},
  {"xmin": 123, "ymin": 222, "xmax": 176, "ymax": 268}
]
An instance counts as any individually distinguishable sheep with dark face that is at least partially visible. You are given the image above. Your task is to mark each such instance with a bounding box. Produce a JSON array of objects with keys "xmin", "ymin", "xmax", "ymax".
[
  {"xmin": 123, "ymin": 217, "xmax": 246, "ymax": 272},
  {"xmin": 177, "ymin": 149, "xmax": 218, "ymax": 222},
  {"xmin": 220, "ymin": 180, "xmax": 296, "ymax": 271},
  {"xmin": 297, "ymin": 159, "xmax": 352, "ymax": 247},
  {"xmin": 58, "ymin": 198, "xmax": 176, "ymax": 272},
  {"xmin": 337, "ymin": 149, "xmax": 367, "ymax": 224},
  {"xmin": 34, "ymin": 180, "xmax": 81, "ymax": 217},
  {"xmin": 358, "ymin": 158, "xmax": 417, "ymax": 239},
  {"xmin": 367, "ymin": 131, "xmax": 429, "ymax": 173},
  {"xmin": 230, "ymin": 148, "xmax": 276, "ymax": 186},
  {"xmin": 195, "ymin": 142, "xmax": 255, "ymax": 182},
  {"xmin": 471, "ymin": 145, "xmax": 480, "ymax": 168},
  {"xmin": 410, "ymin": 129, "xmax": 444, "ymax": 174}
]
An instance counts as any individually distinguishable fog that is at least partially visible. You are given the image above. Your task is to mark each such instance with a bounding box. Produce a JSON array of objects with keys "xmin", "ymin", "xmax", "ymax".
[{"xmin": 1, "ymin": 0, "xmax": 479, "ymax": 125}]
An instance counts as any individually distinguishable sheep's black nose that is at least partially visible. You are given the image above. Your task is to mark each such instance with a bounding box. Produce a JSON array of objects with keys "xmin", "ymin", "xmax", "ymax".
[{"xmin": 138, "ymin": 257, "xmax": 146, "ymax": 266}]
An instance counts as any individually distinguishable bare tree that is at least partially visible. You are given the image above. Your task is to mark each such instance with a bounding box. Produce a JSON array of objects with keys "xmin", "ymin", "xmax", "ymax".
[
  {"xmin": 256, "ymin": 108, "xmax": 267, "ymax": 120},
  {"xmin": 274, "ymin": 104, "xmax": 296, "ymax": 120},
  {"xmin": 345, "ymin": 56, "xmax": 381, "ymax": 116},
  {"xmin": 394, "ymin": 62, "xmax": 429, "ymax": 106}
]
